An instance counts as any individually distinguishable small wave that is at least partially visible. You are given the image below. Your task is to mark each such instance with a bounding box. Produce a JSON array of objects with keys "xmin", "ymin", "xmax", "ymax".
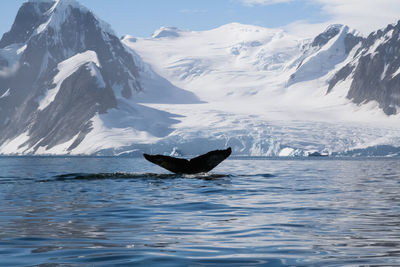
[
  {"xmin": 0, "ymin": 177, "xmax": 36, "ymax": 184},
  {"xmin": 253, "ymin": 173, "xmax": 275, "ymax": 178},
  {"xmin": 40, "ymin": 172, "xmax": 231, "ymax": 182}
]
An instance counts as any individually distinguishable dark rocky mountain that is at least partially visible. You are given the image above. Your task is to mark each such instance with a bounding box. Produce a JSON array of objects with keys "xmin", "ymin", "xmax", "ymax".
[
  {"xmin": 287, "ymin": 21, "xmax": 400, "ymax": 115},
  {"xmin": 0, "ymin": 0, "xmax": 141, "ymax": 153},
  {"xmin": 0, "ymin": 0, "xmax": 197, "ymax": 154},
  {"xmin": 328, "ymin": 21, "xmax": 400, "ymax": 115}
]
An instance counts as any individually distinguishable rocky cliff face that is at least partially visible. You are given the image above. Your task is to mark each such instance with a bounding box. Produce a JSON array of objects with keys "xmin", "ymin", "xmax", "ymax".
[
  {"xmin": 288, "ymin": 21, "xmax": 400, "ymax": 115},
  {"xmin": 328, "ymin": 21, "xmax": 400, "ymax": 115}
]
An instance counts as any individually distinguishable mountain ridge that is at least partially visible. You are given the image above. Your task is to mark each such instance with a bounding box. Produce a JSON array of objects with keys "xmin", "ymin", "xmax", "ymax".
[{"xmin": 0, "ymin": 0, "xmax": 399, "ymax": 156}]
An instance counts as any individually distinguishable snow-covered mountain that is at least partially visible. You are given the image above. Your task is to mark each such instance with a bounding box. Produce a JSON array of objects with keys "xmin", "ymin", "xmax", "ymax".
[
  {"xmin": 123, "ymin": 22, "xmax": 400, "ymax": 157},
  {"xmin": 287, "ymin": 24, "xmax": 362, "ymax": 86},
  {"xmin": 0, "ymin": 0, "xmax": 197, "ymax": 155},
  {"xmin": 0, "ymin": 0, "xmax": 399, "ymax": 156},
  {"xmin": 124, "ymin": 23, "xmax": 302, "ymax": 101}
]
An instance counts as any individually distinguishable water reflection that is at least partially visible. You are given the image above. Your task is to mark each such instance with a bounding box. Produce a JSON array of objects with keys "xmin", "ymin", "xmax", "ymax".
[{"xmin": 0, "ymin": 157, "xmax": 399, "ymax": 265}]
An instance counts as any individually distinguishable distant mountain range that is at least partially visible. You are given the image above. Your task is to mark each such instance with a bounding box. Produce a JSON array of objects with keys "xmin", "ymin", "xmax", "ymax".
[
  {"xmin": 128, "ymin": 22, "xmax": 400, "ymax": 116},
  {"xmin": 0, "ymin": 0, "xmax": 399, "ymax": 156}
]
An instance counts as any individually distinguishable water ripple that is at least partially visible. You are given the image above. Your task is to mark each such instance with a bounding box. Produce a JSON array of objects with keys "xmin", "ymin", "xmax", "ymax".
[{"xmin": 0, "ymin": 157, "xmax": 400, "ymax": 266}]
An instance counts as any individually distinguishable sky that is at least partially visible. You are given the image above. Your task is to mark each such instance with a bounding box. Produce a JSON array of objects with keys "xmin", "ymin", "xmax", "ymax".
[{"xmin": 0, "ymin": 0, "xmax": 400, "ymax": 39}]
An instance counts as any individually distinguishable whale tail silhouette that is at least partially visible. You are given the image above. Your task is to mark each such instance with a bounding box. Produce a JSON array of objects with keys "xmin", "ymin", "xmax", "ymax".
[{"xmin": 143, "ymin": 147, "xmax": 232, "ymax": 174}]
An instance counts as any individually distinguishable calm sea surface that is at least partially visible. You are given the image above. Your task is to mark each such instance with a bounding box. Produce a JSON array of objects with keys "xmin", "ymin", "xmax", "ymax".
[{"xmin": 0, "ymin": 157, "xmax": 399, "ymax": 266}]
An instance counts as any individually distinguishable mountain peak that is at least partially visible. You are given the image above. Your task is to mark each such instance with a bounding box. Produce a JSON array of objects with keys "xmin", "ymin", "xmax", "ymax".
[
  {"xmin": 33, "ymin": 0, "xmax": 115, "ymax": 37},
  {"xmin": 311, "ymin": 24, "xmax": 344, "ymax": 47},
  {"xmin": 0, "ymin": 0, "xmax": 53, "ymax": 48},
  {"xmin": 152, "ymin": 27, "xmax": 182, "ymax": 38},
  {"xmin": 1, "ymin": 0, "xmax": 116, "ymax": 49},
  {"xmin": 326, "ymin": 24, "xmax": 344, "ymax": 31}
]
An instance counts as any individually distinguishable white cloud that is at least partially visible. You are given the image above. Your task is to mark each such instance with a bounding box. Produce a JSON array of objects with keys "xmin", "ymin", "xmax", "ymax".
[
  {"xmin": 0, "ymin": 62, "xmax": 19, "ymax": 78},
  {"xmin": 241, "ymin": 0, "xmax": 400, "ymax": 35},
  {"xmin": 314, "ymin": 0, "xmax": 400, "ymax": 35},
  {"xmin": 284, "ymin": 20, "xmax": 329, "ymax": 39}
]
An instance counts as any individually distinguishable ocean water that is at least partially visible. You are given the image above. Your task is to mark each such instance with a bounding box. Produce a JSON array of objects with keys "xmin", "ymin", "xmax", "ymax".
[{"xmin": 0, "ymin": 157, "xmax": 399, "ymax": 266}]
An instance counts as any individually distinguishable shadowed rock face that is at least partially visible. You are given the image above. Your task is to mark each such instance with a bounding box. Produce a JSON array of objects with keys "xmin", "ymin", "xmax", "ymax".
[
  {"xmin": 347, "ymin": 22, "xmax": 400, "ymax": 115},
  {"xmin": 24, "ymin": 64, "xmax": 116, "ymax": 151},
  {"xmin": 328, "ymin": 21, "xmax": 400, "ymax": 115},
  {"xmin": 144, "ymin": 147, "xmax": 232, "ymax": 174},
  {"xmin": 0, "ymin": 0, "xmax": 141, "ymax": 153},
  {"xmin": 311, "ymin": 24, "xmax": 341, "ymax": 48},
  {"xmin": 327, "ymin": 64, "xmax": 355, "ymax": 94},
  {"xmin": 291, "ymin": 21, "xmax": 399, "ymax": 115}
]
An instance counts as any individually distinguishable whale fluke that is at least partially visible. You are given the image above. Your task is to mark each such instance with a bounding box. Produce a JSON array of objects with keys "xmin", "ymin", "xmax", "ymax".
[{"xmin": 143, "ymin": 147, "xmax": 232, "ymax": 174}]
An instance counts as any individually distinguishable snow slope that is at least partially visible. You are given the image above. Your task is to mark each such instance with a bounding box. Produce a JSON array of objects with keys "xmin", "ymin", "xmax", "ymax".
[
  {"xmin": 33, "ymin": 0, "xmax": 115, "ymax": 37},
  {"xmin": 124, "ymin": 23, "xmax": 301, "ymax": 101},
  {"xmin": 119, "ymin": 23, "xmax": 400, "ymax": 157}
]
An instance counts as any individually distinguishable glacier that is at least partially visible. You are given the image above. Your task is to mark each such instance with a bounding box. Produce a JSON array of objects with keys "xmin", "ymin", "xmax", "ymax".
[{"xmin": 118, "ymin": 23, "xmax": 400, "ymax": 157}]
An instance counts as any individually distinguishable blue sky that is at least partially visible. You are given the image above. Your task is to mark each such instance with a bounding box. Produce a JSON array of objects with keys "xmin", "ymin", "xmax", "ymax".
[
  {"xmin": 1, "ymin": 0, "xmax": 399, "ymax": 38},
  {"xmin": 78, "ymin": 0, "xmax": 326, "ymax": 37}
]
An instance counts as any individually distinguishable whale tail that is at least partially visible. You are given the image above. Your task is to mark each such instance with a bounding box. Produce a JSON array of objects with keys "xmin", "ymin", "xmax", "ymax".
[{"xmin": 143, "ymin": 147, "xmax": 232, "ymax": 174}]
